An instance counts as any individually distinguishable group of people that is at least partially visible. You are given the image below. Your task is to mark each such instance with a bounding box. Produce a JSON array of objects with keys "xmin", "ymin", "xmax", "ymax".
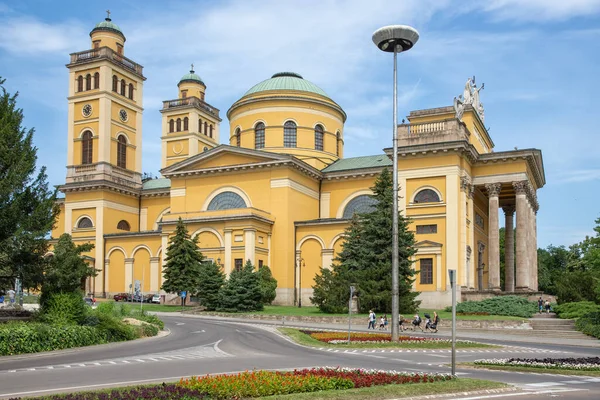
[
  {"xmin": 538, "ymin": 297, "xmax": 552, "ymax": 314},
  {"xmin": 368, "ymin": 310, "xmax": 440, "ymax": 333}
]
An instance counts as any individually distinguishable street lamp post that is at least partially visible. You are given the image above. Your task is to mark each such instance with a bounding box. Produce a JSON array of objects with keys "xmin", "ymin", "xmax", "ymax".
[
  {"xmin": 297, "ymin": 257, "xmax": 305, "ymax": 308},
  {"xmin": 372, "ymin": 25, "xmax": 419, "ymax": 342}
]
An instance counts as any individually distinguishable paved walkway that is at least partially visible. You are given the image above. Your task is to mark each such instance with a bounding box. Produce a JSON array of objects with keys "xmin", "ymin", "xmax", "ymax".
[{"xmin": 153, "ymin": 312, "xmax": 600, "ymax": 349}]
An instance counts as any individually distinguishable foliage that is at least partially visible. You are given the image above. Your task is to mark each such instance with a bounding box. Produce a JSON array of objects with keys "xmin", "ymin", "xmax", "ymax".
[
  {"xmin": 197, "ymin": 261, "xmax": 225, "ymax": 310},
  {"xmin": 555, "ymin": 270, "xmax": 597, "ymax": 304},
  {"xmin": 161, "ymin": 218, "xmax": 204, "ymax": 296},
  {"xmin": 257, "ymin": 264, "xmax": 277, "ymax": 305},
  {"xmin": 40, "ymin": 233, "xmax": 95, "ymax": 309},
  {"xmin": 8, "ymin": 384, "xmax": 209, "ymax": 399},
  {"xmin": 217, "ymin": 260, "xmax": 263, "ymax": 312},
  {"xmin": 129, "ymin": 310, "xmax": 165, "ymax": 330},
  {"xmin": 312, "ymin": 169, "xmax": 418, "ymax": 314},
  {"xmin": 39, "ymin": 291, "xmax": 87, "ymax": 325},
  {"xmin": 474, "ymin": 357, "xmax": 600, "ymax": 371},
  {"xmin": 445, "ymin": 295, "xmax": 537, "ymax": 318},
  {"xmin": 575, "ymin": 312, "xmax": 600, "ymax": 339},
  {"xmin": 553, "ymin": 301, "xmax": 600, "ymax": 319},
  {"xmin": 0, "ymin": 77, "xmax": 58, "ymax": 291}
]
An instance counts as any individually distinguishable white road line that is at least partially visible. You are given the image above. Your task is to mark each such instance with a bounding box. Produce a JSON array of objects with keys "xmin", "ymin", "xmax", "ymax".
[
  {"xmin": 525, "ymin": 382, "xmax": 564, "ymax": 387},
  {"xmin": 452, "ymin": 388, "xmax": 586, "ymax": 399},
  {"xmin": 560, "ymin": 380, "xmax": 588, "ymax": 384}
]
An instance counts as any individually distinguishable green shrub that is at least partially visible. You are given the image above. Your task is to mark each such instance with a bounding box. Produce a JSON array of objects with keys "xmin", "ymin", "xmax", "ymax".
[
  {"xmin": 40, "ymin": 292, "xmax": 86, "ymax": 325},
  {"xmin": 0, "ymin": 322, "xmax": 106, "ymax": 356},
  {"xmin": 446, "ymin": 296, "xmax": 537, "ymax": 318},
  {"xmin": 554, "ymin": 302, "xmax": 600, "ymax": 319},
  {"xmin": 129, "ymin": 310, "xmax": 165, "ymax": 329},
  {"xmin": 575, "ymin": 312, "xmax": 600, "ymax": 339},
  {"xmin": 96, "ymin": 313, "xmax": 137, "ymax": 342}
]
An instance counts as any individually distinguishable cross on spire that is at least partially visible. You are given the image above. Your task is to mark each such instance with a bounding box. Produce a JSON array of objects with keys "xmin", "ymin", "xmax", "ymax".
[
  {"xmin": 190, "ymin": 63, "xmax": 194, "ymax": 72},
  {"xmin": 106, "ymin": 9, "xmax": 111, "ymax": 20}
]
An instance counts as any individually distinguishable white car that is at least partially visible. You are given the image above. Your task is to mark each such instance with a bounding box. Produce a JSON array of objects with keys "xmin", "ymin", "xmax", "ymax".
[{"xmin": 151, "ymin": 294, "xmax": 161, "ymax": 304}]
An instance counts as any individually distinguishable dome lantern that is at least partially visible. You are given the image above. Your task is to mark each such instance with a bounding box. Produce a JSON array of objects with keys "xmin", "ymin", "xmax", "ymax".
[{"xmin": 90, "ymin": 10, "xmax": 126, "ymax": 42}]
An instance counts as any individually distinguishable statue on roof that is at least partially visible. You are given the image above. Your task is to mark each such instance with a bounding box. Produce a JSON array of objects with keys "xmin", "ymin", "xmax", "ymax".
[
  {"xmin": 463, "ymin": 77, "xmax": 473, "ymax": 105},
  {"xmin": 455, "ymin": 76, "xmax": 485, "ymax": 121}
]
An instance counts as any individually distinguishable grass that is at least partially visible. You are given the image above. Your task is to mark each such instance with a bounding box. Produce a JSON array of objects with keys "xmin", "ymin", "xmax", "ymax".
[
  {"xmin": 239, "ymin": 306, "xmax": 526, "ymax": 321},
  {"xmin": 279, "ymin": 328, "xmax": 498, "ymax": 349},
  {"xmin": 462, "ymin": 363, "xmax": 600, "ymax": 376},
  {"xmin": 255, "ymin": 378, "xmax": 508, "ymax": 399}
]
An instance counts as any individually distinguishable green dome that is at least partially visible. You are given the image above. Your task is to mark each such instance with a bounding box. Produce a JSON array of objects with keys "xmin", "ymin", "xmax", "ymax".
[
  {"xmin": 179, "ymin": 69, "xmax": 205, "ymax": 86},
  {"xmin": 90, "ymin": 18, "xmax": 125, "ymax": 39},
  {"xmin": 243, "ymin": 72, "xmax": 329, "ymax": 98}
]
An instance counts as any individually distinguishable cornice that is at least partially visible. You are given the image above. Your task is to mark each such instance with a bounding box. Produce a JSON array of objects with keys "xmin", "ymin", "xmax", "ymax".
[
  {"xmin": 161, "ymin": 213, "xmax": 275, "ymax": 226},
  {"xmin": 322, "ymin": 166, "xmax": 388, "ymax": 181},
  {"xmin": 295, "ymin": 218, "xmax": 350, "ymax": 226},
  {"xmin": 477, "ymin": 148, "xmax": 545, "ymax": 189},
  {"xmin": 104, "ymin": 230, "xmax": 161, "ymax": 239},
  {"xmin": 59, "ymin": 180, "xmax": 141, "ymax": 197},
  {"xmin": 141, "ymin": 189, "xmax": 170, "ymax": 198},
  {"xmin": 384, "ymin": 140, "xmax": 479, "ymax": 164}
]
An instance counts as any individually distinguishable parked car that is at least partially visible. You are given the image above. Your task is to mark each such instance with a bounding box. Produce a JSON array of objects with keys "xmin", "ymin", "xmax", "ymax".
[
  {"xmin": 143, "ymin": 294, "xmax": 154, "ymax": 303},
  {"xmin": 83, "ymin": 297, "xmax": 96, "ymax": 307},
  {"xmin": 113, "ymin": 293, "xmax": 129, "ymax": 302},
  {"xmin": 130, "ymin": 293, "xmax": 143, "ymax": 302},
  {"xmin": 151, "ymin": 294, "xmax": 161, "ymax": 304}
]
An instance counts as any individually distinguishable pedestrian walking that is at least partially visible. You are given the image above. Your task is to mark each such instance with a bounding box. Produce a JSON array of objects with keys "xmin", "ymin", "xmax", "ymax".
[
  {"xmin": 368, "ymin": 310, "xmax": 376, "ymax": 330},
  {"xmin": 537, "ymin": 297, "xmax": 543, "ymax": 314},
  {"xmin": 545, "ymin": 300, "xmax": 551, "ymax": 314}
]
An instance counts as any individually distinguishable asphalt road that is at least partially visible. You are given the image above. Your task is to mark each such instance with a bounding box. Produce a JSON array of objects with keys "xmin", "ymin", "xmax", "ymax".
[{"xmin": 0, "ymin": 315, "xmax": 599, "ymax": 399}]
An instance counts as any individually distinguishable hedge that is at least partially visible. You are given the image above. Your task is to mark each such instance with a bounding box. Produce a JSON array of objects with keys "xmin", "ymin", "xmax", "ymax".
[
  {"xmin": 575, "ymin": 312, "xmax": 600, "ymax": 339},
  {"xmin": 554, "ymin": 302, "xmax": 600, "ymax": 320},
  {"xmin": 444, "ymin": 296, "xmax": 537, "ymax": 318}
]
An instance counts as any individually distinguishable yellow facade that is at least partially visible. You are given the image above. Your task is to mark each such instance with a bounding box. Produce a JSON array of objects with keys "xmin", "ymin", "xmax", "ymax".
[{"xmin": 51, "ymin": 18, "xmax": 546, "ymax": 308}]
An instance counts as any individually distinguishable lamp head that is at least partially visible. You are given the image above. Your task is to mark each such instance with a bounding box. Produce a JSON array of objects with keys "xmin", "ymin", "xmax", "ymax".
[{"xmin": 372, "ymin": 25, "xmax": 419, "ymax": 53}]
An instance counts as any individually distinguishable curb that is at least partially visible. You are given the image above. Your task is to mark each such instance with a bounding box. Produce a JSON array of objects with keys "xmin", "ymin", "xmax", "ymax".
[{"xmin": 387, "ymin": 386, "xmax": 518, "ymax": 400}]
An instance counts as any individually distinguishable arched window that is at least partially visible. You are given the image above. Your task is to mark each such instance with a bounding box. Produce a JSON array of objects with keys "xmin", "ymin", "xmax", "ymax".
[
  {"xmin": 77, "ymin": 217, "xmax": 93, "ymax": 229},
  {"xmin": 77, "ymin": 75, "xmax": 83, "ymax": 92},
  {"xmin": 342, "ymin": 195, "xmax": 378, "ymax": 219},
  {"xmin": 176, "ymin": 118, "xmax": 182, "ymax": 132},
  {"xmin": 235, "ymin": 128, "xmax": 241, "ymax": 147},
  {"xmin": 204, "ymin": 121, "xmax": 208, "ymax": 136},
  {"xmin": 112, "ymin": 75, "xmax": 118, "ymax": 92},
  {"xmin": 255, "ymin": 123, "xmax": 265, "ymax": 149},
  {"xmin": 314, "ymin": 124, "xmax": 324, "ymax": 151},
  {"xmin": 209, "ymin": 124, "xmax": 213, "ymax": 138},
  {"xmin": 85, "ymin": 74, "xmax": 91, "ymax": 91},
  {"xmin": 207, "ymin": 191, "xmax": 247, "ymax": 210},
  {"xmin": 93, "ymin": 72, "xmax": 100, "ymax": 89},
  {"xmin": 117, "ymin": 220, "xmax": 130, "ymax": 231},
  {"xmin": 283, "ymin": 121, "xmax": 296, "ymax": 148},
  {"xmin": 120, "ymin": 79, "xmax": 126, "ymax": 96},
  {"xmin": 81, "ymin": 131, "xmax": 93, "ymax": 165},
  {"xmin": 336, "ymin": 131, "xmax": 341, "ymax": 157},
  {"xmin": 117, "ymin": 135, "xmax": 127, "ymax": 169},
  {"xmin": 169, "ymin": 119, "xmax": 174, "ymax": 133},
  {"xmin": 183, "ymin": 117, "xmax": 189, "ymax": 131},
  {"xmin": 198, "ymin": 119, "xmax": 202, "ymax": 134},
  {"xmin": 128, "ymin": 83, "xmax": 134, "ymax": 100},
  {"xmin": 414, "ymin": 188, "xmax": 441, "ymax": 204}
]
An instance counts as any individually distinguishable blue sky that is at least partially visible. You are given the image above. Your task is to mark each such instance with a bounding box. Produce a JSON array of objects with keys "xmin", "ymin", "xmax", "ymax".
[{"xmin": 1, "ymin": 0, "xmax": 599, "ymax": 248}]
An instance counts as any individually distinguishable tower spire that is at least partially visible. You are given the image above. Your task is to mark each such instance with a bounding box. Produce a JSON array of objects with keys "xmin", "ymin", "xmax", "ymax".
[
  {"xmin": 106, "ymin": 9, "xmax": 111, "ymax": 21},
  {"xmin": 190, "ymin": 63, "xmax": 194, "ymax": 73}
]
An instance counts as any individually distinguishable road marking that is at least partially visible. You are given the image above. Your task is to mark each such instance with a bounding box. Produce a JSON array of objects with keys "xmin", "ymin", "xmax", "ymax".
[
  {"xmin": 191, "ymin": 330, "xmax": 205, "ymax": 333},
  {"xmin": 451, "ymin": 388, "xmax": 586, "ymax": 399},
  {"xmin": 525, "ymin": 382, "xmax": 564, "ymax": 387},
  {"xmin": 175, "ymin": 322, "xmax": 185, "ymax": 326},
  {"xmin": 560, "ymin": 380, "xmax": 588, "ymax": 384}
]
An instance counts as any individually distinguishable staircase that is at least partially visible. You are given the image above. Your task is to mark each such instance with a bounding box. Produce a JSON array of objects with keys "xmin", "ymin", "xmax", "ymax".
[{"xmin": 529, "ymin": 313, "xmax": 595, "ymax": 340}]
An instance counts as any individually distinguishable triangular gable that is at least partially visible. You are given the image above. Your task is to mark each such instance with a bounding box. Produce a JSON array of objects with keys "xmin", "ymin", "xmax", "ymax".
[
  {"xmin": 415, "ymin": 240, "xmax": 443, "ymax": 248},
  {"xmin": 161, "ymin": 145, "xmax": 292, "ymax": 175}
]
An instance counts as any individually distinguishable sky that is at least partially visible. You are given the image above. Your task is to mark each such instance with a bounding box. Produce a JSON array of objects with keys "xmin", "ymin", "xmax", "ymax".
[{"xmin": 0, "ymin": 0, "xmax": 599, "ymax": 249}]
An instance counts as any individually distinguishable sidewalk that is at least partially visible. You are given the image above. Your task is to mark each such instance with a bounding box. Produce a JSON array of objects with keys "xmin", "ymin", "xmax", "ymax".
[{"xmin": 154, "ymin": 311, "xmax": 600, "ymax": 349}]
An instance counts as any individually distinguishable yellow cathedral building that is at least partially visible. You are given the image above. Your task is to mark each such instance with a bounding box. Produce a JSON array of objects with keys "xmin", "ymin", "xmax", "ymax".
[{"xmin": 51, "ymin": 16, "xmax": 546, "ymax": 308}]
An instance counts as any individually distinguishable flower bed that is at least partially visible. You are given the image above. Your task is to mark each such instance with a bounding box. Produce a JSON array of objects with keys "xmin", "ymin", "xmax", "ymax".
[
  {"xmin": 299, "ymin": 329, "xmax": 468, "ymax": 344},
  {"xmin": 474, "ymin": 357, "xmax": 600, "ymax": 371},
  {"xmin": 178, "ymin": 368, "xmax": 453, "ymax": 399},
  {"xmin": 9, "ymin": 384, "xmax": 209, "ymax": 399}
]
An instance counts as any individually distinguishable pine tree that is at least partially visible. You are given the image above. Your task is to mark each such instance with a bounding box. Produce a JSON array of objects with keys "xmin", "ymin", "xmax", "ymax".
[
  {"xmin": 0, "ymin": 77, "xmax": 58, "ymax": 290},
  {"xmin": 217, "ymin": 260, "xmax": 263, "ymax": 312},
  {"xmin": 258, "ymin": 265, "xmax": 277, "ymax": 305},
  {"xmin": 197, "ymin": 261, "xmax": 225, "ymax": 310},
  {"xmin": 161, "ymin": 218, "xmax": 204, "ymax": 297},
  {"xmin": 312, "ymin": 168, "xmax": 419, "ymax": 314},
  {"xmin": 40, "ymin": 233, "xmax": 95, "ymax": 308}
]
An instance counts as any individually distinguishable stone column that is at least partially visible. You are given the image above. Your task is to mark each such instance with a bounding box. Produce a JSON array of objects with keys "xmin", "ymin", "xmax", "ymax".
[
  {"xmin": 503, "ymin": 205, "xmax": 515, "ymax": 292},
  {"xmin": 485, "ymin": 183, "xmax": 502, "ymax": 290},
  {"xmin": 514, "ymin": 181, "xmax": 530, "ymax": 290},
  {"xmin": 468, "ymin": 185, "xmax": 476, "ymax": 288},
  {"xmin": 532, "ymin": 204, "xmax": 539, "ymax": 291},
  {"xmin": 244, "ymin": 228, "xmax": 256, "ymax": 265},
  {"xmin": 460, "ymin": 177, "xmax": 470, "ymax": 287}
]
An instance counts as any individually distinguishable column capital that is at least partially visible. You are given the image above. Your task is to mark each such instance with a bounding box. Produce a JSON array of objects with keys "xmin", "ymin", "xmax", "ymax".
[
  {"xmin": 512, "ymin": 180, "xmax": 529, "ymax": 195},
  {"xmin": 460, "ymin": 176, "xmax": 471, "ymax": 192},
  {"xmin": 124, "ymin": 258, "xmax": 134, "ymax": 263},
  {"xmin": 485, "ymin": 182, "xmax": 502, "ymax": 197},
  {"xmin": 150, "ymin": 257, "xmax": 160, "ymax": 262},
  {"xmin": 502, "ymin": 205, "xmax": 515, "ymax": 216},
  {"xmin": 468, "ymin": 184, "xmax": 475, "ymax": 199},
  {"xmin": 477, "ymin": 241, "xmax": 486, "ymax": 253},
  {"xmin": 104, "ymin": 259, "xmax": 110, "ymax": 264}
]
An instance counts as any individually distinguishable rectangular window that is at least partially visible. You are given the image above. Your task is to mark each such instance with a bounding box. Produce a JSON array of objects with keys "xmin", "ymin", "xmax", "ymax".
[
  {"xmin": 93, "ymin": 40, "xmax": 100, "ymax": 49},
  {"xmin": 420, "ymin": 258, "xmax": 433, "ymax": 285},
  {"xmin": 258, "ymin": 260, "xmax": 263, "ymax": 268},
  {"xmin": 416, "ymin": 224, "xmax": 437, "ymax": 234},
  {"xmin": 181, "ymin": 90, "xmax": 187, "ymax": 98},
  {"xmin": 234, "ymin": 258, "xmax": 243, "ymax": 272}
]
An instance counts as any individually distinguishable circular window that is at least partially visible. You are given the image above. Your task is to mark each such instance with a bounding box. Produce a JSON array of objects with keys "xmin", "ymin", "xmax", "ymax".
[
  {"xmin": 119, "ymin": 109, "xmax": 128, "ymax": 122},
  {"xmin": 82, "ymin": 104, "xmax": 93, "ymax": 118}
]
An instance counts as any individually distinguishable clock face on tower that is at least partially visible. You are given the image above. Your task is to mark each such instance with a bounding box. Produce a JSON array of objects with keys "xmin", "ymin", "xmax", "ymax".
[
  {"xmin": 82, "ymin": 104, "xmax": 92, "ymax": 118},
  {"xmin": 119, "ymin": 109, "xmax": 128, "ymax": 122}
]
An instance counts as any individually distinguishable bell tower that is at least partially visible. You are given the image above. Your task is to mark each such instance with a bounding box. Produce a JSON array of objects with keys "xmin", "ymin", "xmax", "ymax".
[
  {"xmin": 160, "ymin": 65, "xmax": 221, "ymax": 168},
  {"xmin": 64, "ymin": 11, "xmax": 146, "ymax": 188}
]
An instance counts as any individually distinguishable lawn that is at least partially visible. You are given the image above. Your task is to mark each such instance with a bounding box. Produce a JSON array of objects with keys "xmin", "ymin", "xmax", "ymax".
[
  {"xmin": 102, "ymin": 300, "xmax": 189, "ymax": 313},
  {"xmin": 279, "ymin": 328, "xmax": 498, "ymax": 349}
]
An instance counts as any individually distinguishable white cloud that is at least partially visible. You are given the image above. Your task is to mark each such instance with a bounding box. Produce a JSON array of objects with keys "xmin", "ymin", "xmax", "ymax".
[{"xmin": 479, "ymin": 0, "xmax": 600, "ymax": 22}]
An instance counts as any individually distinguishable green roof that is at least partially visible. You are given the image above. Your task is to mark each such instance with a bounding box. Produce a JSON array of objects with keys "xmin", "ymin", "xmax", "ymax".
[
  {"xmin": 244, "ymin": 72, "xmax": 329, "ymax": 98},
  {"xmin": 142, "ymin": 178, "xmax": 171, "ymax": 190},
  {"xmin": 322, "ymin": 155, "xmax": 392, "ymax": 173},
  {"xmin": 179, "ymin": 69, "xmax": 204, "ymax": 86},
  {"xmin": 91, "ymin": 18, "xmax": 125, "ymax": 38}
]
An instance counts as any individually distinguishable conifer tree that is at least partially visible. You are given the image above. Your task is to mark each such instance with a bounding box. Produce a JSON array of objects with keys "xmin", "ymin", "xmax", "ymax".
[
  {"xmin": 161, "ymin": 218, "xmax": 204, "ymax": 299},
  {"xmin": 312, "ymin": 168, "xmax": 418, "ymax": 313},
  {"xmin": 197, "ymin": 261, "xmax": 225, "ymax": 310},
  {"xmin": 0, "ymin": 77, "xmax": 58, "ymax": 289},
  {"xmin": 258, "ymin": 265, "xmax": 278, "ymax": 305},
  {"xmin": 217, "ymin": 260, "xmax": 263, "ymax": 312}
]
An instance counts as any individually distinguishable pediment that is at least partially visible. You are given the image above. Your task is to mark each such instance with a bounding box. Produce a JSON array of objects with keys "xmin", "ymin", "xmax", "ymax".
[
  {"xmin": 161, "ymin": 145, "xmax": 292, "ymax": 175},
  {"xmin": 415, "ymin": 240, "xmax": 443, "ymax": 248}
]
